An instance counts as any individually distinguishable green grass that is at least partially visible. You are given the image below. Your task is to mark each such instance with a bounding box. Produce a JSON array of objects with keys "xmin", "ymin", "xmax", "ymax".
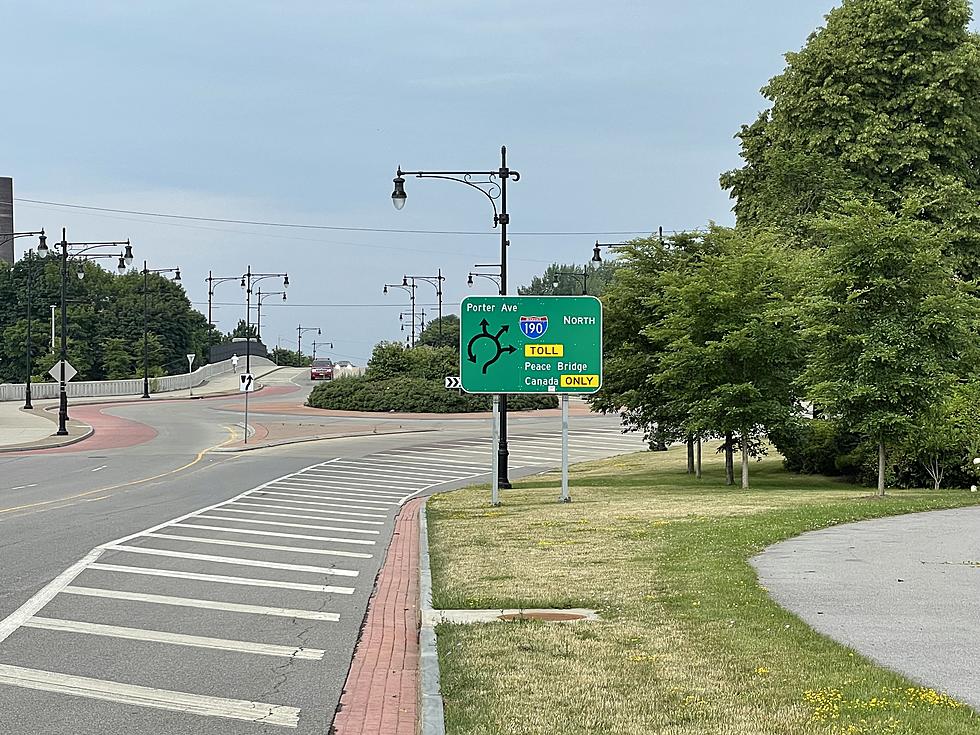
[{"xmin": 426, "ymin": 445, "xmax": 980, "ymax": 735}]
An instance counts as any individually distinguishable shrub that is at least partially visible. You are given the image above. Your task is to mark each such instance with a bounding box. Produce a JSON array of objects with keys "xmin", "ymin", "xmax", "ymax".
[
  {"xmin": 307, "ymin": 376, "xmax": 557, "ymax": 413},
  {"xmin": 769, "ymin": 418, "xmax": 861, "ymax": 477}
]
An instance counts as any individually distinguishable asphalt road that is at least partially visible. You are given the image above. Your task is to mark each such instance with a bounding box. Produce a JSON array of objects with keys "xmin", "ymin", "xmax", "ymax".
[
  {"xmin": 752, "ymin": 507, "xmax": 980, "ymax": 710},
  {"xmin": 0, "ymin": 372, "xmax": 646, "ymax": 733}
]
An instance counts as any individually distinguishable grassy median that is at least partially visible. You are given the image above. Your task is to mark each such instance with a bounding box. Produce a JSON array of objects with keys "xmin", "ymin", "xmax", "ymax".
[{"xmin": 426, "ymin": 445, "xmax": 980, "ymax": 735}]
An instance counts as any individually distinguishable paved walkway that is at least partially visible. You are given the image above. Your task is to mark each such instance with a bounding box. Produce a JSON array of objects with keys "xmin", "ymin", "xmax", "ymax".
[
  {"xmin": 333, "ymin": 498, "xmax": 422, "ymax": 735},
  {"xmin": 753, "ymin": 506, "xmax": 980, "ymax": 709}
]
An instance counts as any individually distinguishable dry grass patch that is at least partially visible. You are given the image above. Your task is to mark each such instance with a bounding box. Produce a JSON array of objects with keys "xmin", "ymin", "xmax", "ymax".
[{"xmin": 428, "ymin": 445, "xmax": 980, "ymax": 734}]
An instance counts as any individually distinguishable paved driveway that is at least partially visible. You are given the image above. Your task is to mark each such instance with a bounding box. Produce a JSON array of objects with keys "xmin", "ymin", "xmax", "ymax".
[{"xmin": 752, "ymin": 506, "xmax": 980, "ymax": 710}]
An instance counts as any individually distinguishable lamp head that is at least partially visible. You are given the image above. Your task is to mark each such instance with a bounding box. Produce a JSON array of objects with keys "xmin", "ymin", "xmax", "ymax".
[
  {"xmin": 174, "ymin": 268, "xmax": 181, "ymax": 282},
  {"xmin": 391, "ymin": 175, "xmax": 406, "ymax": 210},
  {"xmin": 282, "ymin": 292, "xmax": 287, "ymax": 301},
  {"xmin": 402, "ymin": 276, "xmax": 408, "ymax": 287},
  {"xmin": 117, "ymin": 255, "xmax": 126, "ymax": 274},
  {"xmin": 383, "ymin": 285, "xmax": 388, "ymax": 295},
  {"xmin": 37, "ymin": 231, "xmax": 48, "ymax": 258},
  {"xmin": 240, "ymin": 276, "xmax": 246, "ymax": 288},
  {"xmin": 76, "ymin": 263, "xmax": 85, "ymax": 280},
  {"xmin": 123, "ymin": 242, "xmax": 134, "ymax": 267},
  {"xmin": 317, "ymin": 328, "xmax": 321, "ymax": 335},
  {"xmin": 283, "ymin": 274, "xmax": 289, "ymax": 288},
  {"xmin": 467, "ymin": 273, "xmax": 473, "ymax": 287},
  {"xmin": 592, "ymin": 244, "xmax": 602, "ymax": 263}
]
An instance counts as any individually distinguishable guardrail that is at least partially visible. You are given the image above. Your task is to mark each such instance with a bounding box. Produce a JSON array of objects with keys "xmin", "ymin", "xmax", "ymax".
[{"xmin": 0, "ymin": 357, "xmax": 276, "ymax": 402}]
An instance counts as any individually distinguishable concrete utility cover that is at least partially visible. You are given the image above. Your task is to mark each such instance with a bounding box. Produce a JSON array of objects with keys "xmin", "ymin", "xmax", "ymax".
[
  {"xmin": 752, "ymin": 506, "xmax": 980, "ymax": 710},
  {"xmin": 48, "ymin": 360, "xmax": 77, "ymax": 383}
]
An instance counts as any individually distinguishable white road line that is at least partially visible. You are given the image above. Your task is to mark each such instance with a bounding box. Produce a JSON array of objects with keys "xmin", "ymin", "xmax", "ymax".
[
  {"xmin": 174, "ymin": 523, "xmax": 376, "ymax": 545},
  {"xmin": 25, "ymin": 617, "xmax": 326, "ymax": 660},
  {"xmin": 369, "ymin": 452, "xmax": 484, "ymax": 469},
  {"xmin": 303, "ymin": 465, "xmax": 430, "ymax": 482},
  {"xmin": 245, "ymin": 493, "xmax": 390, "ymax": 515},
  {"xmin": 8, "ymin": 483, "xmax": 39, "ymax": 490},
  {"xmin": 270, "ymin": 478, "xmax": 410, "ymax": 496},
  {"xmin": 281, "ymin": 476, "xmax": 419, "ymax": 493},
  {"xmin": 271, "ymin": 483, "xmax": 409, "ymax": 498},
  {"xmin": 361, "ymin": 457, "xmax": 472, "ymax": 475},
  {"xmin": 382, "ymin": 449, "xmax": 488, "ymax": 462},
  {"xmin": 226, "ymin": 503, "xmax": 385, "ymax": 524},
  {"xmin": 196, "ymin": 514, "xmax": 380, "ymax": 535},
  {"xmin": 263, "ymin": 487, "xmax": 400, "ymax": 505},
  {"xmin": 104, "ymin": 545, "xmax": 359, "ymax": 577},
  {"xmin": 86, "ymin": 563, "xmax": 356, "ymax": 594},
  {"xmin": 0, "ymin": 663, "xmax": 301, "ymax": 727},
  {"xmin": 63, "ymin": 586, "xmax": 342, "ymax": 621},
  {"xmin": 143, "ymin": 533, "xmax": 373, "ymax": 559},
  {"xmin": 90, "ymin": 465, "xmax": 107, "ymax": 472}
]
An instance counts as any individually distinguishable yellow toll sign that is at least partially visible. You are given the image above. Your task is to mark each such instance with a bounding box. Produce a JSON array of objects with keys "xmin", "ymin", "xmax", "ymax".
[
  {"xmin": 560, "ymin": 374, "xmax": 600, "ymax": 388},
  {"xmin": 524, "ymin": 344, "xmax": 564, "ymax": 358}
]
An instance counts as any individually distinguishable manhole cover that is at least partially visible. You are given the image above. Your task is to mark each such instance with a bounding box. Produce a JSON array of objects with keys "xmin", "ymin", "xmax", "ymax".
[{"xmin": 498, "ymin": 612, "xmax": 585, "ymax": 622}]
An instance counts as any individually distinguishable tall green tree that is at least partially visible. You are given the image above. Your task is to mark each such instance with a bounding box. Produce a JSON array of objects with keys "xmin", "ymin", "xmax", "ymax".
[
  {"xmin": 655, "ymin": 228, "xmax": 808, "ymax": 488},
  {"xmin": 417, "ymin": 315, "xmax": 460, "ymax": 350},
  {"xmin": 721, "ymin": 0, "xmax": 980, "ymax": 278},
  {"xmin": 801, "ymin": 200, "xmax": 979, "ymax": 495}
]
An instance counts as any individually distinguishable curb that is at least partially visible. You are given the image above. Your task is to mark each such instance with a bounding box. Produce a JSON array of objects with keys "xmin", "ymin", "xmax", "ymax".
[
  {"xmin": 418, "ymin": 501, "xmax": 447, "ymax": 735},
  {"xmin": 0, "ymin": 424, "xmax": 94, "ymax": 453},
  {"xmin": 212, "ymin": 427, "xmax": 437, "ymax": 453}
]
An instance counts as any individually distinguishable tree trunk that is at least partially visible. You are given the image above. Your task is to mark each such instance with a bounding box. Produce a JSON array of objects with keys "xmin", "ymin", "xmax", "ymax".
[
  {"xmin": 877, "ymin": 440, "xmax": 886, "ymax": 497},
  {"xmin": 724, "ymin": 431, "xmax": 734, "ymax": 486},
  {"xmin": 741, "ymin": 429, "xmax": 750, "ymax": 489},
  {"xmin": 686, "ymin": 436, "xmax": 695, "ymax": 474},
  {"xmin": 695, "ymin": 437, "xmax": 702, "ymax": 479}
]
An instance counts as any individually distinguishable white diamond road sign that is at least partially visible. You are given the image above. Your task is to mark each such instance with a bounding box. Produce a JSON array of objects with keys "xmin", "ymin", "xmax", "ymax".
[
  {"xmin": 48, "ymin": 360, "xmax": 78, "ymax": 383},
  {"xmin": 444, "ymin": 376, "xmax": 461, "ymax": 389},
  {"xmin": 239, "ymin": 373, "xmax": 255, "ymax": 393}
]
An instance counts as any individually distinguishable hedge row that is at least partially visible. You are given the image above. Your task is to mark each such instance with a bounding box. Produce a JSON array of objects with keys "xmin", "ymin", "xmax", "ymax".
[{"xmin": 307, "ymin": 376, "xmax": 558, "ymax": 413}]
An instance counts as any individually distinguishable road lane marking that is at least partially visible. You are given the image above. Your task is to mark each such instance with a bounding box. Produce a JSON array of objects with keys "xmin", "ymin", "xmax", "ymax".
[
  {"xmin": 263, "ymin": 486, "xmax": 400, "ymax": 505},
  {"xmin": 86, "ymin": 563, "xmax": 356, "ymax": 594},
  {"xmin": 143, "ymin": 533, "xmax": 373, "ymax": 559},
  {"xmin": 0, "ymin": 663, "xmax": 301, "ymax": 727},
  {"xmin": 90, "ymin": 465, "xmax": 107, "ymax": 472},
  {"xmin": 302, "ymin": 466, "xmax": 429, "ymax": 483},
  {"xmin": 219, "ymin": 506, "xmax": 385, "ymax": 525},
  {"xmin": 268, "ymin": 482, "xmax": 408, "ymax": 498},
  {"xmin": 275, "ymin": 476, "xmax": 417, "ymax": 493},
  {"xmin": 25, "ymin": 617, "xmax": 326, "ymax": 660},
  {"xmin": 369, "ymin": 452, "xmax": 485, "ymax": 468},
  {"xmin": 63, "ymin": 586, "xmax": 342, "ymax": 621},
  {"xmin": 104, "ymin": 545, "xmax": 359, "ymax": 576},
  {"xmin": 196, "ymin": 514, "xmax": 380, "ymax": 535},
  {"xmin": 0, "ymin": 426, "xmax": 240, "ymax": 519},
  {"xmin": 244, "ymin": 493, "xmax": 389, "ymax": 515},
  {"xmin": 173, "ymin": 523, "xmax": 376, "ymax": 545},
  {"xmin": 8, "ymin": 484, "xmax": 39, "ymax": 491}
]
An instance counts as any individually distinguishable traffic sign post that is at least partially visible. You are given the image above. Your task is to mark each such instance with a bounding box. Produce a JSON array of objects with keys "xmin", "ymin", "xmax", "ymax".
[
  {"xmin": 491, "ymin": 395, "xmax": 500, "ymax": 507},
  {"xmin": 460, "ymin": 296, "xmax": 603, "ymax": 504},
  {"xmin": 240, "ymin": 372, "xmax": 255, "ymax": 445},
  {"xmin": 186, "ymin": 354, "xmax": 195, "ymax": 397}
]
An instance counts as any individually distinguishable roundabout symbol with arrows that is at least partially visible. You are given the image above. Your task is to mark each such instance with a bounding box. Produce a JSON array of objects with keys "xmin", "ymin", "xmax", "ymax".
[{"xmin": 466, "ymin": 319, "xmax": 517, "ymax": 374}]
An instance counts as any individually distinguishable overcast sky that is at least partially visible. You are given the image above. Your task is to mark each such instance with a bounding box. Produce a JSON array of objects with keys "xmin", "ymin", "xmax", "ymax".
[{"xmin": 7, "ymin": 0, "xmax": 952, "ymax": 363}]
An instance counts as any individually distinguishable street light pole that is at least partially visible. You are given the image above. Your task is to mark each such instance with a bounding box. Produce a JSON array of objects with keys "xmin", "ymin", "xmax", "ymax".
[
  {"xmin": 2, "ymin": 231, "xmax": 46, "ymax": 409},
  {"xmin": 39, "ymin": 228, "xmax": 132, "ymax": 435},
  {"xmin": 255, "ymin": 288, "xmax": 286, "ymax": 342},
  {"xmin": 391, "ymin": 146, "xmax": 519, "ymax": 487},
  {"xmin": 142, "ymin": 261, "xmax": 181, "ymax": 399},
  {"xmin": 297, "ymin": 325, "xmax": 320, "ymax": 358},
  {"xmin": 206, "ymin": 271, "xmax": 241, "ymax": 362},
  {"xmin": 404, "ymin": 271, "xmax": 445, "ymax": 342},
  {"xmin": 384, "ymin": 281, "xmax": 417, "ymax": 347},
  {"xmin": 242, "ymin": 268, "xmax": 288, "ymax": 373}
]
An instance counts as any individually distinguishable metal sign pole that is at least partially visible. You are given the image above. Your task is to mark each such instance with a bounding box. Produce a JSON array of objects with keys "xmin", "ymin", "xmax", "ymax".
[
  {"xmin": 491, "ymin": 394, "xmax": 500, "ymax": 506},
  {"xmin": 560, "ymin": 394, "xmax": 571, "ymax": 503},
  {"xmin": 244, "ymin": 385, "xmax": 249, "ymax": 446}
]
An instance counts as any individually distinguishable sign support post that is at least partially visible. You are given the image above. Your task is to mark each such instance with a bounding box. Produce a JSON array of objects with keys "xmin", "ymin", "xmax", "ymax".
[
  {"xmin": 491, "ymin": 395, "xmax": 500, "ymax": 506},
  {"xmin": 186, "ymin": 354, "xmax": 195, "ymax": 397},
  {"xmin": 560, "ymin": 394, "xmax": 570, "ymax": 503}
]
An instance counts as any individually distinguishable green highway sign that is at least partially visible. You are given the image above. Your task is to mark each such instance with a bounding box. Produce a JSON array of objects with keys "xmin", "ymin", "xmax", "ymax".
[{"xmin": 459, "ymin": 295, "xmax": 603, "ymax": 394}]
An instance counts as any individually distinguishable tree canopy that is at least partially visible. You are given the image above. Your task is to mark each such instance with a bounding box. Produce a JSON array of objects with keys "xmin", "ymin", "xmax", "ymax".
[{"xmin": 720, "ymin": 0, "xmax": 980, "ymax": 278}]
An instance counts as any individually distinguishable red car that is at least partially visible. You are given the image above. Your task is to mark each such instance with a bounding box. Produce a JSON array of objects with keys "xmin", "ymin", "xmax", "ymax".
[{"xmin": 310, "ymin": 359, "xmax": 334, "ymax": 380}]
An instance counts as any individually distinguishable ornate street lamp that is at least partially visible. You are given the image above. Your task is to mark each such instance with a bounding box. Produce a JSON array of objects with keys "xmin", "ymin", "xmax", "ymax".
[
  {"xmin": 297, "ymin": 325, "xmax": 320, "ymax": 358},
  {"xmin": 41, "ymin": 228, "xmax": 132, "ymax": 435},
  {"xmin": 141, "ymin": 262, "xmax": 181, "ymax": 399},
  {"xmin": 242, "ymin": 267, "xmax": 288, "ymax": 372},
  {"xmin": 3, "ymin": 230, "xmax": 48, "ymax": 408},
  {"xmin": 391, "ymin": 146, "xmax": 519, "ymax": 487},
  {"xmin": 384, "ymin": 281, "xmax": 417, "ymax": 346}
]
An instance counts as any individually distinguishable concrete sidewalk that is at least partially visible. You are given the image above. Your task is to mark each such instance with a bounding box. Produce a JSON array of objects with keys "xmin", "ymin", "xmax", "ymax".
[{"xmin": 0, "ymin": 362, "xmax": 290, "ymax": 451}]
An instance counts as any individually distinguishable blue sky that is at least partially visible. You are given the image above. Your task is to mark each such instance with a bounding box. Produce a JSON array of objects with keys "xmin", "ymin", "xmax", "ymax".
[{"xmin": 6, "ymin": 1, "xmax": 960, "ymax": 363}]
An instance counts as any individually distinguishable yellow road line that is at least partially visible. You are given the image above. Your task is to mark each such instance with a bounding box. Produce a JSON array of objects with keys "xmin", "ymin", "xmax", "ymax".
[{"xmin": 0, "ymin": 427, "xmax": 239, "ymax": 518}]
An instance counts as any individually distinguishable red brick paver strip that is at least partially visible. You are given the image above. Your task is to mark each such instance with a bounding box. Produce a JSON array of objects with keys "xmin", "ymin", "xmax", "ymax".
[{"xmin": 333, "ymin": 498, "xmax": 422, "ymax": 735}]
